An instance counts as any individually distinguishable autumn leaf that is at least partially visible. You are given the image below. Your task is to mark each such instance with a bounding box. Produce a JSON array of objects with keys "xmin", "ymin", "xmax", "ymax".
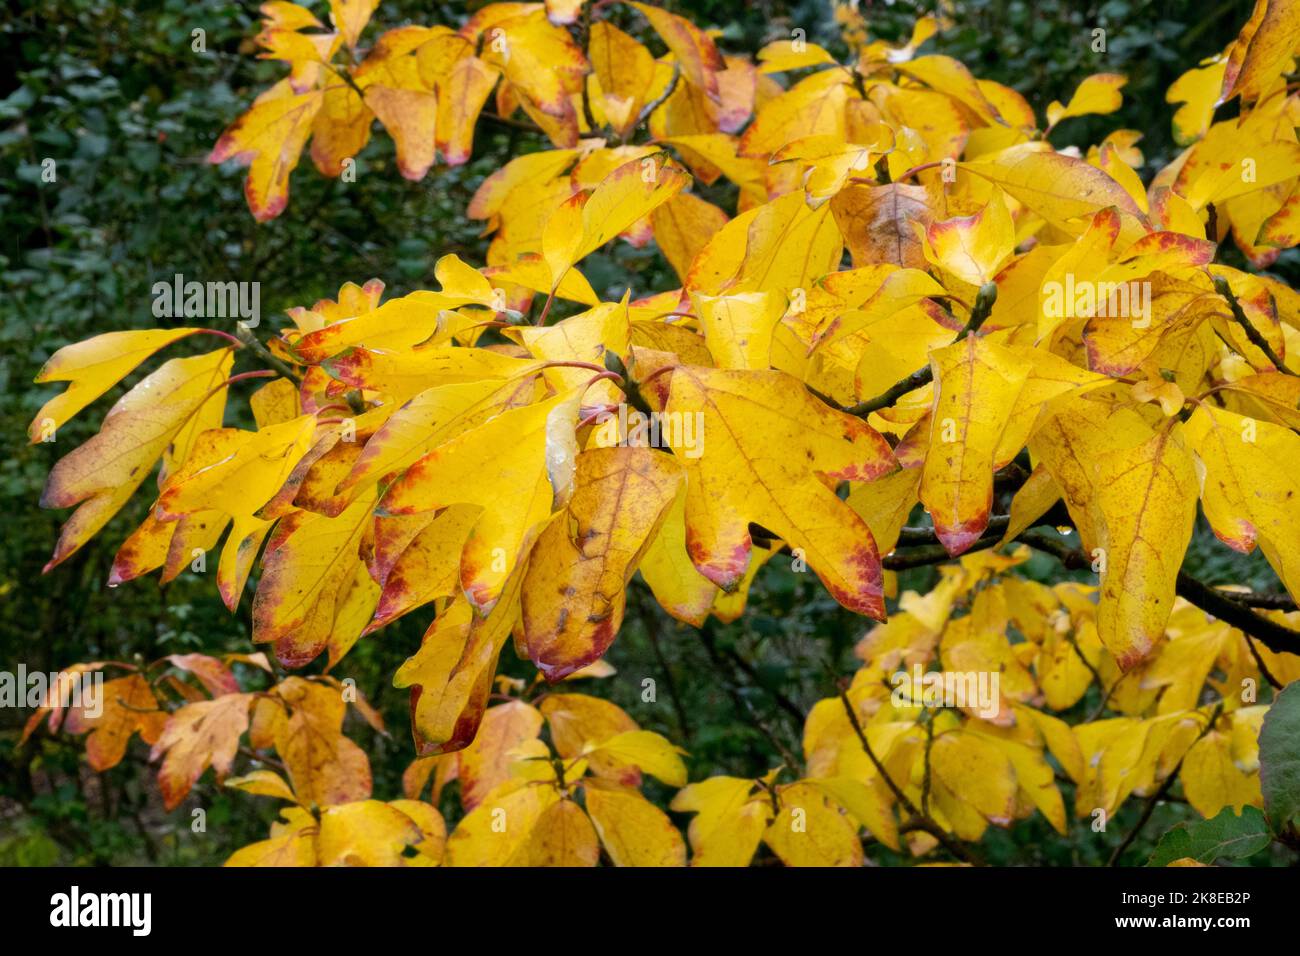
[
  {"xmin": 39, "ymin": 349, "xmax": 234, "ymax": 572},
  {"xmin": 920, "ymin": 334, "xmax": 1031, "ymax": 555},
  {"xmin": 457, "ymin": 699, "xmax": 544, "ymax": 810},
  {"xmin": 664, "ymin": 366, "xmax": 896, "ymax": 617},
  {"xmin": 67, "ymin": 674, "xmax": 167, "ymax": 772},
  {"xmin": 522, "ymin": 446, "xmax": 682, "ymax": 679},
  {"xmin": 153, "ymin": 693, "xmax": 254, "ymax": 810},
  {"xmin": 583, "ymin": 778, "xmax": 686, "ymax": 866},
  {"xmin": 209, "ymin": 82, "xmax": 323, "ymax": 222},
  {"xmin": 380, "ymin": 389, "xmax": 581, "ymax": 613},
  {"xmin": 28, "ymin": 328, "xmax": 203, "ymax": 442}
]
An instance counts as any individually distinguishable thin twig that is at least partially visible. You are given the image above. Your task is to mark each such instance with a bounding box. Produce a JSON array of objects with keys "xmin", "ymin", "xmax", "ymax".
[
  {"xmin": 1107, "ymin": 704, "xmax": 1222, "ymax": 865},
  {"xmin": 837, "ymin": 688, "xmax": 981, "ymax": 865},
  {"xmin": 1213, "ymin": 275, "xmax": 1296, "ymax": 376},
  {"xmin": 235, "ymin": 321, "xmax": 301, "ymax": 382},
  {"xmin": 842, "ymin": 281, "xmax": 998, "ymax": 417},
  {"xmin": 1018, "ymin": 529, "xmax": 1300, "ymax": 656},
  {"xmin": 634, "ymin": 63, "xmax": 680, "ymax": 130},
  {"xmin": 480, "ymin": 111, "xmax": 545, "ymax": 134}
]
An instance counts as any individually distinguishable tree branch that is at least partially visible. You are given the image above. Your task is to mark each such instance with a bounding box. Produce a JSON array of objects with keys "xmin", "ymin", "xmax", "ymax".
[
  {"xmin": 235, "ymin": 321, "xmax": 301, "ymax": 382},
  {"xmin": 1213, "ymin": 275, "xmax": 1296, "ymax": 376},
  {"xmin": 480, "ymin": 111, "xmax": 545, "ymax": 134},
  {"xmin": 883, "ymin": 530, "xmax": 1003, "ymax": 570},
  {"xmin": 1107, "ymin": 704, "xmax": 1222, "ymax": 865},
  {"xmin": 842, "ymin": 280, "xmax": 998, "ymax": 417},
  {"xmin": 1017, "ymin": 529, "xmax": 1300, "ymax": 656},
  {"xmin": 896, "ymin": 514, "xmax": 1010, "ymax": 547},
  {"xmin": 838, "ymin": 688, "xmax": 981, "ymax": 865}
]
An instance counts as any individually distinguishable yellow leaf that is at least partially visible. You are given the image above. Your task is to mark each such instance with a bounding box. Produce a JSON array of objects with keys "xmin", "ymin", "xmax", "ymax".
[
  {"xmin": 457, "ymin": 700, "xmax": 544, "ymax": 810},
  {"xmin": 757, "ymin": 39, "xmax": 838, "ymax": 73},
  {"xmin": 339, "ymin": 375, "xmax": 541, "ymax": 502},
  {"xmin": 28, "ymin": 328, "xmax": 203, "ymax": 442},
  {"xmin": 1185, "ymin": 404, "xmax": 1300, "ymax": 601},
  {"xmin": 316, "ymin": 799, "xmax": 423, "ymax": 866},
  {"xmin": 366, "ymin": 504, "xmax": 478, "ymax": 633},
  {"xmin": 628, "ymin": 2, "xmax": 724, "ymax": 99},
  {"xmin": 583, "ymin": 779, "xmax": 687, "ymax": 866},
  {"xmin": 1046, "ymin": 73, "xmax": 1127, "ymax": 129},
  {"xmin": 444, "ymin": 780, "xmax": 560, "ymax": 867},
  {"xmin": 156, "ymin": 416, "xmax": 317, "ymax": 523},
  {"xmin": 329, "ymin": 0, "xmax": 379, "ymax": 51},
  {"xmin": 637, "ymin": 482, "xmax": 720, "ymax": 626},
  {"xmin": 525, "ymin": 797, "xmax": 600, "ymax": 865},
  {"xmin": 225, "ymin": 769, "xmax": 299, "ymax": 803},
  {"xmin": 311, "ymin": 83, "xmax": 373, "ymax": 176},
  {"xmin": 895, "ymin": 55, "xmax": 1007, "ymax": 126},
  {"xmin": 273, "ymin": 677, "xmax": 373, "ymax": 807},
  {"xmin": 960, "ymin": 142, "xmax": 1147, "ymax": 243},
  {"xmin": 664, "ymin": 366, "xmax": 896, "ymax": 616},
  {"xmin": 807, "ymin": 776, "xmax": 900, "ymax": 850},
  {"xmin": 436, "ymin": 56, "xmax": 499, "ymax": 165},
  {"xmin": 763, "ymin": 781, "xmax": 863, "ymax": 867},
  {"xmin": 540, "ymin": 693, "xmax": 642, "ymax": 785},
  {"xmin": 388, "ymin": 798, "xmax": 447, "ymax": 865},
  {"xmin": 393, "ymin": 576, "xmax": 524, "ymax": 756},
  {"xmin": 523, "ymin": 447, "xmax": 682, "ymax": 679},
  {"xmin": 589, "ymin": 21, "xmax": 656, "ymax": 138},
  {"xmin": 1094, "ymin": 422, "xmax": 1199, "ymax": 669},
  {"xmin": 380, "ymin": 389, "xmax": 581, "ymax": 612},
  {"xmin": 225, "ymin": 807, "xmax": 318, "ymax": 866},
  {"xmin": 587, "ymin": 730, "xmax": 688, "ymax": 787},
  {"xmin": 921, "ymin": 334, "xmax": 1031, "ymax": 555},
  {"xmin": 542, "ymin": 158, "xmax": 690, "ymax": 289},
  {"xmin": 651, "ymin": 192, "xmax": 730, "ymax": 284},
  {"xmin": 252, "ymin": 492, "xmax": 377, "ymax": 667},
  {"xmin": 931, "ymin": 729, "xmax": 1018, "ymax": 824},
  {"xmin": 671, "ymin": 776, "xmax": 772, "ymax": 866},
  {"xmin": 39, "ymin": 349, "xmax": 234, "ymax": 572},
  {"xmin": 739, "ymin": 71, "xmax": 849, "ymax": 158},
  {"xmin": 1221, "ymin": 0, "xmax": 1300, "ymax": 103},
  {"xmin": 692, "ymin": 290, "xmax": 785, "ymax": 369},
  {"xmin": 1183, "ymin": 730, "xmax": 1263, "ymax": 819},
  {"xmin": 1167, "ymin": 59, "xmax": 1227, "ymax": 145},
  {"xmin": 209, "ymin": 82, "xmax": 323, "ymax": 222},
  {"xmin": 921, "ymin": 189, "xmax": 1016, "ymax": 287}
]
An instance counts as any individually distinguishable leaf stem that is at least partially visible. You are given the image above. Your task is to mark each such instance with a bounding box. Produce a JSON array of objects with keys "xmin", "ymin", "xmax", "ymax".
[{"xmin": 234, "ymin": 321, "xmax": 302, "ymax": 382}]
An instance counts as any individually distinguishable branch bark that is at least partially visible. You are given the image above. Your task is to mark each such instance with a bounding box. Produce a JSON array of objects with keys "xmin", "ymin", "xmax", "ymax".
[
  {"xmin": 234, "ymin": 321, "xmax": 301, "ymax": 382},
  {"xmin": 1213, "ymin": 275, "xmax": 1296, "ymax": 376},
  {"xmin": 838, "ymin": 688, "xmax": 982, "ymax": 865},
  {"xmin": 1017, "ymin": 528, "xmax": 1300, "ymax": 656},
  {"xmin": 842, "ymin": 280, "xmax": 998, "ymax": 417}
]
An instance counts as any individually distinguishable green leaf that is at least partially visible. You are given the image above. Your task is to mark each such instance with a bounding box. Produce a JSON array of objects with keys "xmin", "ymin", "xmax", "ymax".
[
  {"xmin": 1259, "ymin": 680, "xmax": 1300, "ymax": 835},
  {"xmin": 1147, "ymin": 807, "xmax": 1272, "ymax": 866}
]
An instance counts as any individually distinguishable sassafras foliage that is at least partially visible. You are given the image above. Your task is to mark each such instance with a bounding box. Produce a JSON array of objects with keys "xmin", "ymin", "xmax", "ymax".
[{"xmin": 27, "ymin": 0, "xmax": 1300, "ymax": 866}]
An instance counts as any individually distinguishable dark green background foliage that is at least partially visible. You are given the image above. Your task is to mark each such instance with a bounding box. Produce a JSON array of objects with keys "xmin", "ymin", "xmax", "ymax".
[{"xmin": 0, "ymin": 0, "xmax": 1286, "ymax": 865}]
